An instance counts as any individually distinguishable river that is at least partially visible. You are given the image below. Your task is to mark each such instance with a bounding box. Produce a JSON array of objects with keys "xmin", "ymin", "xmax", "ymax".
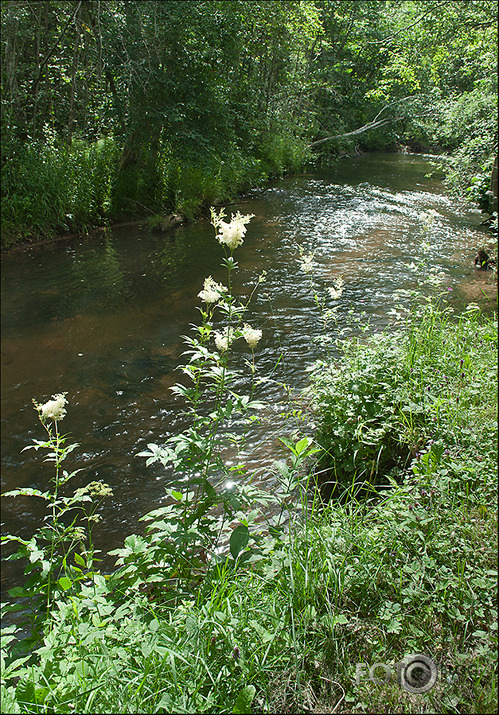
[{"xmin": 1, "ymin": 152, "xmax": 495, "ymax": 598}]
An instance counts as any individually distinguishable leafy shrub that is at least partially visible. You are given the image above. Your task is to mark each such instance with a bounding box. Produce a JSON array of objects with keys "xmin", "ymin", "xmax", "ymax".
[
  {"xmin": 1, "ymin": 136, "xmax": 120, "ymax": 246},
  {"xmin": 260, "ymin": 131, "xmax": 311, "ymax": 176},
  {"xmin": 311, "ymin": 299, "xmax": 498, "ymax": 499}
]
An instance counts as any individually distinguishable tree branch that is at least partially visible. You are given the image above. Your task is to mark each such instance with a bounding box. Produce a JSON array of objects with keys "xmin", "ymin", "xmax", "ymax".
[
  {"xmin": 32, "ymin": 1, "xmax": 82, "ymax": 95},
  {"xmin": 308, "ymin": 116, "xmax": 403, "ymax": 148},
  {"xmin": 366, "ymin": 0, "xmax": 454, "ymax": 45}
]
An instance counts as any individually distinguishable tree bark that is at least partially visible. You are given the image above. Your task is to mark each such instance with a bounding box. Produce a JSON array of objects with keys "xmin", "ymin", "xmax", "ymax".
[{"xmin": 490, "ymin": 155, "xmax": 498, "ymax": 212}]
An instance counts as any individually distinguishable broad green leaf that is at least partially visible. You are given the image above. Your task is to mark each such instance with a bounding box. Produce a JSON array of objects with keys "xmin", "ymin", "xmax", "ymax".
[
  {"xmin": 295, "ymin": 437, "xmax": 312, "ymax": 454},
  {"xmin": 204, "ymin": 480, "xmax": 217, "ymax": 501},
  {"xmin": 74, "ymin": 552, "xmax": 86, "ymax": 567},
  {"xmin": 58, "ymin": 576, "xmax": 73, "ymax": 591},
  {"xmin": 230, "ymin": 524, "xmax": 250, "ymax": 559},
  {"xmin": 232, "ymin": 685, "xmax": 256, "ymax": 714},
  {"xmin": 2, "ymin": 488, "xmax": 51, "ymax": 500},
  {"xmin": 8, "ymin": 586, "xmax": 27, "ymax": 598}
]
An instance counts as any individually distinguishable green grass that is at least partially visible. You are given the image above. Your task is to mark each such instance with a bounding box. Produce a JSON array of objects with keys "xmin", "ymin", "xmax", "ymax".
[
  {"xmin": 1, "ymin": 301, "xmax": 497, "ymax": 713},
  {"xmin": 1, "ymin": 128, "xmax": 307, "ymax": 249}
]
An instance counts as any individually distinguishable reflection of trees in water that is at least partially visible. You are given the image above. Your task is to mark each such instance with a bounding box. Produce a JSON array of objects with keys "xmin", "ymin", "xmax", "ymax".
[
  {"xmin": 71, "ymin": 236, "xmax": 130, "ymax": 313},
  {"xmin": 152, "ymin": 232, "xmax": 191, "ymax": 280},
  {"xmin": 149, "ymin": 223, "xmax": 223, "ymax": 292}
]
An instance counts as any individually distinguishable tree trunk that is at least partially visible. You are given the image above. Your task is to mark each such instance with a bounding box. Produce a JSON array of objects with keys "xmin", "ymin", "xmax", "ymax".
[
  {"xmin": 490, "ymin": 155, "xmax": 498, "ymax": 212},
  {"xmin": 66, "ymin": 6, "xmax": 82, "ymax": 146}
]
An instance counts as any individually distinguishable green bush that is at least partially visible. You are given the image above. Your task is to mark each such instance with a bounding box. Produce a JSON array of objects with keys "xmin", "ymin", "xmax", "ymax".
[
  {"xmin": 311, "ymin": 300, "xmax": 498, "ymax": 499},
  {"xmin": 1, "ymin": 137, "xmax": 120, "ymax": 246},
  {"xmin": 259, "ymin": 131, "xmax": 311, "ymax": 176}
]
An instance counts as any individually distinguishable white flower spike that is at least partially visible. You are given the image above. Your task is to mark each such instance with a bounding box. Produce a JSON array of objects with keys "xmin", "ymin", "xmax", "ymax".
[
  {"xmin": 198, "ymin": 276, "xmax": 227, "ymax": 304},
  {"xmin": 210, "ymin": 207, "xmax": 254, "ymax": 251},
  {"xmin": 242, "ymin": 324, "xmax": 262, "ymax": 349},
  {"xmin": 35, "ymin": 393, "xmax": 68, "ymax": 422}
]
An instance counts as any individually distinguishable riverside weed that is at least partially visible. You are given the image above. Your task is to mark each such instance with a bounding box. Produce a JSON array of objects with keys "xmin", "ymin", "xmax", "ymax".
[{"xmin": 1, "ymin": 394, "xmax": 113, "ymax": 651}]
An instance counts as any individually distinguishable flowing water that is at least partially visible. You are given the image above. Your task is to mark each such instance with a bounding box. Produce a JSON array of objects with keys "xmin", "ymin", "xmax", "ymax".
[{"xmin": 1, "ymin": 152, "xmax": 495, "ymax": 598}]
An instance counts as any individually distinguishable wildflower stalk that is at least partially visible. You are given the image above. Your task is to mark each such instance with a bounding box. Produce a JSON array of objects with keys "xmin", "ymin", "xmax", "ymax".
[
  {"xmin": 2, "ymin": 394, "xmax": 112, "ymax": 646},
  {"xmin": 135, "ymin": 207, "xmax": 266, "ymax": 592}
]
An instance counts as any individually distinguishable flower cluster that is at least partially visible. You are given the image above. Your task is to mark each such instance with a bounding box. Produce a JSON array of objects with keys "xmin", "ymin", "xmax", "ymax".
[
  {"xmin": 214, "ymin": 326, "xmax": 237, "ymax": 353},
  {"xmin": 328, "ymin": 276, "xmax": 344, "ymax": 300},
  {"xmin": 85, "ymin": 481, "xmax": 114, "ymax": 498},
  {"xmin": 33, "ymin": 393, "xmax": 68, "ymax": 422},
  {"xmin": 213, "ymin": 324, "xmax": 262, "ymax": 353},
  {"xmin": 198, "ymin": 276, "xmax": 227, "ymax": 304},
  {"xmin": 210, "ymin": 207, "xmax": 254, "ymax": 251},
  {"xmin": 299, "ymin": 251, "xmax": 315, "ymax": 273},
  {"xmin": 241, "ymin": 323, "xmax": 262, "ymax": 349}
]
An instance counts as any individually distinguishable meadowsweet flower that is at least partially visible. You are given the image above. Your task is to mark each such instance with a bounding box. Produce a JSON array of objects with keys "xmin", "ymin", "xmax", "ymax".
[
  {"xmin": 198, "ymin": 276, "xmax": 226, "ymax": 304},
  {"xmin": 70, "ymin": 526, "xmax": 87, "ymax": 541},
  {"xmin": 328, "ymin": 277, "xmax": 344, "ymax": 300},
  {"xmin": 242, "ymin": 323, "xmax": 262, "ymax": 349},
  {"xmin": 210, "ymin": 207, "xmax": 254, "ymax": 251},
  {"xmin": 34, "ymin": 393, "xmax": 68, "ymax": 422},
  {"xmin": 300, "ymin": 252, "xmax": 315, "ymax": 273},
  {"xmin": 214, "ymin": 326, "xmax": 236, "ymax": 353},
  {"xmin": 75, "ymin": 481, "xmax": 113, "ymax": 499},
  {"xmin": 87, "ymin": 481, "xmax": 114, "ymax": 498}
]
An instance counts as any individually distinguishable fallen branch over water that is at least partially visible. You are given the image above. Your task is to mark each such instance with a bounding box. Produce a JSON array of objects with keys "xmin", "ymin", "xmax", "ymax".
[{"xmin": 308, "ymin": 116, "xmax": 403, "ymax": 148}]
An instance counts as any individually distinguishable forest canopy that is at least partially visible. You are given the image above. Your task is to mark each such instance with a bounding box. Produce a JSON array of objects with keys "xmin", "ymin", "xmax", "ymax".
[{"xmin": 1, "ymin": 0, "xmax": 497, "ymax": 246}]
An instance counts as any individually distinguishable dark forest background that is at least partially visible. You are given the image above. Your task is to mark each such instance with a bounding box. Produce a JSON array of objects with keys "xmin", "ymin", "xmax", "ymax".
[{"xmin": 1, "ymin": 0, "xmax": 497, "ymax": 246}]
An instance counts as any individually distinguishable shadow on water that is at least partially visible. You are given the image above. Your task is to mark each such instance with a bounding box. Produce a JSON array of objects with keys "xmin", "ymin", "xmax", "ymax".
[{"xmin": 1, "ymin": 152, "xmax": 496, "ymax": 599}]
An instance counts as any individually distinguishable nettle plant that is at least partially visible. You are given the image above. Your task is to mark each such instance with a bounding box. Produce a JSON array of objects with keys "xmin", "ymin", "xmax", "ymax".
[
  {"xmin": 109, "ymin": 208, "xmax": 317, "ymax": 602},
  {"xmin": 1, "ymin": 394, "xmax": 113, "ymax": 646}
]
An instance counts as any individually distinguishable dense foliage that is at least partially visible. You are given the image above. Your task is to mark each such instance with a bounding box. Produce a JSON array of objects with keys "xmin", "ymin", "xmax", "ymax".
[
  {"xmin": 1, "ymin": 4, "xmax": 497, "ymax": 711},
  {"xmin": 1, "ymin": 0, "xmax": 497, "ymax": 246}
]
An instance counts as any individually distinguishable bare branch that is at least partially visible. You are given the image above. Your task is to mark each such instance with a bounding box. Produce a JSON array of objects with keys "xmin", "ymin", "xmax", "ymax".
[
  {"xmin": 367, "ymin": 0, "xmax": 454, "ymax": 45},
  {"xmin": 308, "ymin": 116, "xmax": 403, "ymax": 148}
]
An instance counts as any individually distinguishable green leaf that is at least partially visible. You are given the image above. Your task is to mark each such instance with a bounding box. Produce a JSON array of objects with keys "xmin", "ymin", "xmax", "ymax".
[
  {"xmin": 230, "ymin": 524, "xmax": 250, "ymax": 559},
  {"xmin": 295, "ymin": 437, "xmax": 312, "ymax": 455},
  {"xmin": 332, "ymin": 614, "xmax": 349, "ymax": 625},
  {"xmin": 279, "ymin": 436, "xmax": 296, "ymax": 453},
  {"xmin": 58, "ymin": 576, "xmax": 73, "ymax": 591},
  {"xmin": 8, "ymin": 586, "xmax": 27, "ymax": 598},
  {"xmin": 232, "ymin": 685, "xmax": 256, "ymax": 713},
  {"xmin": 2, "ymin": 488, "xmax": 51, "ymax": 500},
  {"xmin": 16, "ymin": 680, "xmax": 49, "ymax": 706},
  {"xmin": 74, "ymin": 552, "xmax": 86, "ymax": 567},
  {"xmin": 387, "ymin": 619, "xmax": 403, "ymax": 634},
  {"xmin": 204, "ymin": 480, "xmax": 217, "ymax": 501}
]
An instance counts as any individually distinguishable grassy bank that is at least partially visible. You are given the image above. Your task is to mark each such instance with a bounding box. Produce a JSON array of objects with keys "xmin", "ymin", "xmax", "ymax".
[
  {"xmin": 1, "ymin": 261, "xmax": 497, "ymax": 712},
  {"xmin": 1, "ymin": 132, "xmax": 309, "ymax": 251}
]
